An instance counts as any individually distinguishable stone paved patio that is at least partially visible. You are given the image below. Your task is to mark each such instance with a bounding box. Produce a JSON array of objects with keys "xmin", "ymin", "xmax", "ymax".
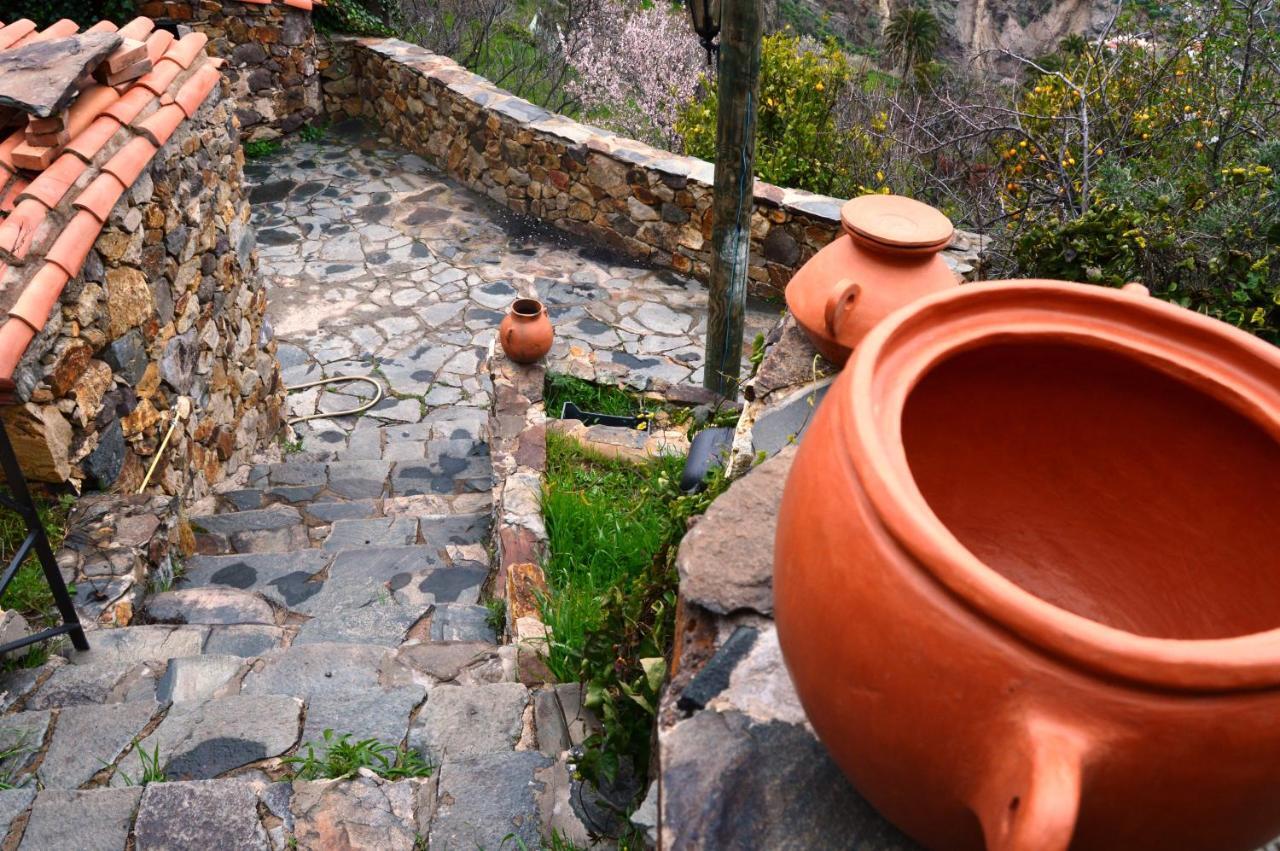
[{"xmin": 248, "ymin": 119, "xmax": 776, "ymax": 457}]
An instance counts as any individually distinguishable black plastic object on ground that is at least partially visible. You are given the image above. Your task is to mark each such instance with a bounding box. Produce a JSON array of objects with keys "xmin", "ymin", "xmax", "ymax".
[
  {"xmin": 681, "ymin": 427, "xmax": 735, "ymax": 493},
  {"xmin": 560, "ymin": 401, "xmax": 641, "ymax": 429}
]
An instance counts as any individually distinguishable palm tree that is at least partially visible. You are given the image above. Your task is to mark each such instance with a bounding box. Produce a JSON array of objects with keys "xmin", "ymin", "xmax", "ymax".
[{"xmin": 884, "ymin": 5, "xmax": 941, "ymax": 81}]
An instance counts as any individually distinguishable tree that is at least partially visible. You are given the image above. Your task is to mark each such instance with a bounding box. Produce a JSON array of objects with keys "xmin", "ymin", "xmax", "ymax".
[{"xmin": 883, "ymin": 5, "xmax": 941, "ymax": 81}]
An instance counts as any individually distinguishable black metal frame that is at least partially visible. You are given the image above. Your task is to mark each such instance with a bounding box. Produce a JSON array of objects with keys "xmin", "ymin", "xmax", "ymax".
[{"xmin": 0, "ymin": 387, "xmax": 88, "ymax": 656}]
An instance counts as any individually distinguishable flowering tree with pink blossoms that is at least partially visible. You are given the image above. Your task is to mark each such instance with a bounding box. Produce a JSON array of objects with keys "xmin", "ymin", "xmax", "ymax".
[{"xmin": 561, "ymin": 0, "xmax": 707, "ymax": 151}]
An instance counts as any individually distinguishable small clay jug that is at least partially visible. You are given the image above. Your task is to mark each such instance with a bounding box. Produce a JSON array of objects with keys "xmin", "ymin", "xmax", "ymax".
[
  {"xmin": 786, "ymin": 194, "xmax": 959, "ymax": 365},
  {"xmin": 775, "ymin": 280, "xmax": 1280, "ymax": 851},
  {"xmin": 499, "ymin": 298, "xmax": 553, "ymax": 364}
]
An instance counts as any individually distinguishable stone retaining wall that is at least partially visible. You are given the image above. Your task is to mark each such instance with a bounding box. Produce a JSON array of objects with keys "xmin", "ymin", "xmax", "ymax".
[
  {"xmin": 318, "ymin": 36, "xmax": 985, "ymax": 300},
  {"xmin": 3, "ymin": 80, "xmax": 283, "ymax": 499},
  {"xmin": 142, "ymin": 0, "xmax": 320, "ymax": 140}
]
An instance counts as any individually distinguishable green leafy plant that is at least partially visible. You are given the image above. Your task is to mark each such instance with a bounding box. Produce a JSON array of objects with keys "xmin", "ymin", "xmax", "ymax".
[
  {"xmin": 115, "ymin": 742, "xmax": 166, "ymax": 786},
  {"xmin": 3, "ymin": 0, "xmax": 132, "ymax": 27},
  {"xmin": 0, "ymin": 491, "xmax": 75, "ymax": 630},
  {"xmin": 484, "ymin": 596, "xmax": 507, "ymax": 636},
  {"xmin": 314, "ymin": 0, "xmax": 393, "ymax": 36},
  {"xmin": 243, "ymin": 139, "xmax": 283, "ymax": 159},
  {"xmin": 283, "ymin": 730, "xmax": 433, "ymax": 781},
  {"xmin": 543, "ymin": 374, "xmax": 639, "ymax": 419},
  {"xmin": 298, "ymin": 123, "xmax": 328, "ymax": 143},
  {"xmin": 678, "ymin": 30, "xmax": 859, "ymax": 197}
]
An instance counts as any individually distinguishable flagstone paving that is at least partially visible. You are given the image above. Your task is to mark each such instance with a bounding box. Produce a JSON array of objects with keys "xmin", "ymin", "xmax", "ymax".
[
  {"xmin": 249, "ymin": 119, "xmax": 775, "ymax": 453},
  {"xmin": 0, "ymin": 122, "xmax": 766, "ymax": 849}
]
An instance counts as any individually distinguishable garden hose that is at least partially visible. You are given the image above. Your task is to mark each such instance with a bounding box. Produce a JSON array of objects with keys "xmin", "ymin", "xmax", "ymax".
[{"xmin": 285, "ymin": 375, "xmax": 384, "ymax": 425}]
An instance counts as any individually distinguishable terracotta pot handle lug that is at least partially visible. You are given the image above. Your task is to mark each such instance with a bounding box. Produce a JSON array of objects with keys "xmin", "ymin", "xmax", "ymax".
[
  {"xmin": 1121, "ymin": 281, "xmax": 1150, "ymax": 297},
  {"xmin": 824, "ymin": 278, "xmax": 862, "ymax": 339},
  {"xmin": 975, "ymin": 716, "xmax": 1088, "ymax": 851}
]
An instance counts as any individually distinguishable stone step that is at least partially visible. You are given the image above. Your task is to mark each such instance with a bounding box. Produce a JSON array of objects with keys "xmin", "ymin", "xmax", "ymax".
[
  {"xmin": 293, "ymin": 408, "xmax": 491, "ymax": 465},
  {"xmin": 189, "ymin": 505, "xmax": 310, "ymax": 555},
  {"xmin": 243, "ymin": 452, "xmax": 493, "ymax": 506},
  {"xmin": 0, "ymin": 759, "xmax": 553, "ymax": 850}
]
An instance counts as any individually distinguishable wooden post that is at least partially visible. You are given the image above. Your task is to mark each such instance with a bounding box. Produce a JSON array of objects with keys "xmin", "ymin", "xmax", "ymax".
[{"xmin": 703, "ymin": 0, "xmax": 763, "ymax": 397}]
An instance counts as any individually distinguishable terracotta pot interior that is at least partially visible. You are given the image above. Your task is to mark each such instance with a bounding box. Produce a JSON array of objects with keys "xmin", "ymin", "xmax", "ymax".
[
  {"xmin": 512, "ymin": 298, "xmax": 542, "ymax": 317},
  {"xmin": 901, "ymin": 340, "xmax": 1280, "ymax": 640}
]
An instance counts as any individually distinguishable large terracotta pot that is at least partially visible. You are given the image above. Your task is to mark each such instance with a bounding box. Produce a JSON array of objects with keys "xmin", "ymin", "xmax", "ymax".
[
  {"xmin": 785, "ymin": 194, "xmax": 959, "ymax": 365},
  {"xmin": 499, "ymin": 297, "xmax": 553, "ymax": 364},
  {"xmin": 775, "ymin": 280, "xmax": 1280, "ymax": 851}
]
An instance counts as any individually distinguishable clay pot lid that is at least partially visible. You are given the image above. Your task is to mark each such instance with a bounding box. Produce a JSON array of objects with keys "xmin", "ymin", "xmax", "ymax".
[{"xmin": 841, "ymin": 194, "xmax": 953, "ymax": 250}]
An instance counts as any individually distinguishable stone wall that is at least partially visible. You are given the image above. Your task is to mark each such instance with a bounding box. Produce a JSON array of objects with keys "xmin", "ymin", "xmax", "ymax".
[
  {"xmin": 142, "ymin": 0, "xmax": 320, "ymax": 141},
  {"xmin": 318, "ymin": 37, "xmax": 985, "ymax": 300},
  {"xmin": 3, "ymin": 80, "xmax": 284, "ymax": 500}
]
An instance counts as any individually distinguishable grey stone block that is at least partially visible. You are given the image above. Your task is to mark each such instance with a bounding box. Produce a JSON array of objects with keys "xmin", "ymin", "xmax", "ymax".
[
  {"xmin": 134, "ymin": 780, "xmax": 269, "ymax": 851},
  {"xmin": 38, "ymin": 701, "xmax": 159, "ymax": 789},
  {"xmin": 19, "ymin": 787, "xmax": 142, "ymax": 850},
  {"xmin": 411, "ymin": 682, "xmax": 528, "ymax": 763},
  {"xmin": 430, "ymin": 751, "xmax": 552, "ymax": 850}
]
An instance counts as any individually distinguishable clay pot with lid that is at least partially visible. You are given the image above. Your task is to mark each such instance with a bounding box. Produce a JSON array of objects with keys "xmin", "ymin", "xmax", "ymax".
[
  {"xmin": 774, "ymin": 280, "xmax": 1280, "ymax": 850},
  {"xmin": 786, "ymin": 194, "xmax": 959, "ymax": 365},
  {"xmin": 499, "ymin": 298, "xmax": 553, "ymax": 364}
]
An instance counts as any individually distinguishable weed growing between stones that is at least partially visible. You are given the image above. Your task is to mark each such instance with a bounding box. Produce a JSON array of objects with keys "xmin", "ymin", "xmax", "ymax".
[
  {"xmin": 244, "ymin": 139, "xmax": 283, "ymax": 159},
  {"xmin": 0, "ymin": 735, "xmax": 34, "ymax": 789},
  {"xmin": 115, "ymin": 742, "xmax": 166, "ymax": 786},
  {"xmin": 540, "ymin": 431, "xmax": 729, "ymax": 801},
  {"xmin": 0, "ymin": 491, "xmax": 75, "ymax": 631},
  {"xmin": 298, "ymin": 123, "xmax": 328, "ymax": 143},
  {"xmin": 484, "ymin": 597, "xmax": 506, "ymax": 637},
  {"xmin": 282, "ymin": 730, "xmax": 433, "ymax": 781}
]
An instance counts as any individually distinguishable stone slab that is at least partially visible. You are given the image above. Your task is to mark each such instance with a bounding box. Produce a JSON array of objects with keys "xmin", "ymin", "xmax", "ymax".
[
  {"xmin": 155, "ymin": 655, "xmax": 246, "ymax": 704},
  {"xmin": 25, "ymin": 660, "xmax": 154, "ymax": 710},
  {"xmin": 119, "ymin": 694, "xmax": 302, "ymax": 783},
  {"xmin": 203, "ymin": 625, "xmax": 289, "ymax": 657},
  {"xmin": 0, "ymin": 788, "xmax": 35, "ymax": 835},
  {"xmin": 38, "ymin": 701, "xmax": 159, "ymax": 789},
  {"xmin": 189, "ymin": 505, "xmax": 302, "ymax": 536},
  {"xmin": 660, "ymin": 709, "xmax": 918, "ymax": 850},
  {"xmin": 19, "ymin": 787, "xmax": 142, "ymax": 850},
  {"xmin": 181, "ymin": 551, "xmax": 332, "ymax": 612},
  {"xmin": 410, "ymin": 682, "xmax": 527, "ymax": 763},
  {"xmin": 290, "ymin": 776, "xmax": 432, "ymax": 851},
  {"xmin": 323, "ymin": 517, "xmax": 418, "ymax": 550},
  {"xmin": 67, "ymin": 625, "xmax": 209, "ymax": 667},
  {"xmin": 674, "ymin": 447, "xmax": 796, "ymax": 617},
  {"xmin": 242, "ymin": 643, "xmax": 397, "ymax": 698},
  {"xmin": 0, "ymin": 710, "xmax": 51, "ymax": 779},
  {"xmin": 0, "ymin": 33, "xmax": 123, "ymax": 117},
  {"xmin": 145, "ymin": 587, "xmax": 279, "ymax": 626},
  {"xmin": 300, "ymin": 685, "xmax": 427, "ymax": 746},
  {"xmin": 428, "ymin": 604, "xmax": 495, "ymax": 643},
  {"xmin": 430, "ymin": 751, "xmax": 552, "ymax": 850},
  {"xmin": 134, "ymin": 780, "xmax": 269, "ymax": 851}
]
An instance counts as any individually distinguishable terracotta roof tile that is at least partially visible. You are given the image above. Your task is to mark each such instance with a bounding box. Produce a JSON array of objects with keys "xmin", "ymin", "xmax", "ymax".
[
  {"xmin": 9, "ymin": 261, "xmax": 72, "ymax": 330},
  {"xmin": 23, "ymin": 19, "xmax": 80, "ymax": 45},
  {"xmin": 0, "ymin": 175, "xmax": 28, "ymax": 212},
  {"xmin": 103, "ymin": 86, "xmax": 156, "ymax": 126},
  {"xmin": 64, "ymin": 115, "xmax": 121, "ymax": 163},
  {"xmin": 0, "ymin": 318, "xmax": 36, "ymax": 372},
  {"xmin": 136, "ymin": 103, "xmax": 186, "ymax": 147},
  {"xmin": 282, "ymin": 0, "xmax": 315, "ymax": 10},
  {"xmin": 18, "ymin": 153, "xmax": 88, "ymax": 209},
  {"xmin": 163, "ymin": 32, "xmax": 209, "ymax": 70},
  {"xmin": 0, "ymin": 198, "xmax": 50, "ymax": 261},
  {"xmin": 71, "ymin": 171, "xmax": 126, "ymax": 222},
  {"xmin": 101, "ymin": 135, "xmax": 157, "ymax": 187},
  {"xmin": 84, "ymin": 21, "xmax": 119, "ymax": 34},
  {"xmin": 0, "ymin": 14, "xmax": 223, "ymax": 380},
  {"xmin": 116, "ymin": 16, "xmax": 156, "ymax": 42},
  {"xmin": 0, "ymin": 128, "xmax": 24, "ymax": 174},
  {"xmin": 43, "ymin": 209, "xmax": 99, "ymax": 277},
  {"xmin": 0, "ymin": 20, "xmax": 37, "ymax": 51},
  {"xmin": 170, "ymin": 63, "xmax": 222, "ymax": 118},
  {"xmin": 135, "ymin": 56, "xmax": 183, "ymax": 97}
]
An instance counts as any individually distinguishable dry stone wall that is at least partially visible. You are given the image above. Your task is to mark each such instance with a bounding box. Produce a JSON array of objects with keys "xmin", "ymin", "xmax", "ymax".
[
  {"xmin": 142, "ymin": 0, "xmax": 320, "ymax": 140},
  {"xmin": 319, "ymin": 37, "xmax": 987, "ymax": 300},
  {"xmin": 3, "ymin": 80, "xmax": 283, "ymax": 499}
]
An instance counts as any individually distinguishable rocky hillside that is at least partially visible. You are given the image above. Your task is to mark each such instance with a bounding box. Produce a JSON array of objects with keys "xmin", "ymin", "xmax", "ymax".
[{"xmin": 773, "ymin": 0, "xmax": 1125, "ymax": 68}]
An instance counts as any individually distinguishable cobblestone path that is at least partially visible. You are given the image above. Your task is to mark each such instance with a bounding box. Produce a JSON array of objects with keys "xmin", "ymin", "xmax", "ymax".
[{"xmin": 0, "ymin": 122, "xmax": 773, "ymax": 849}]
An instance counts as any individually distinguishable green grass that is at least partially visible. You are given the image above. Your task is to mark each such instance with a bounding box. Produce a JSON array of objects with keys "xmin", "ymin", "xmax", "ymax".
[
  {"xmin": 282, "ymin": 730, "xmax": 433, "ymax": 781},
  {"xmin": 0, "ymin": 492, "xmax": 75, "ymax": 631},
  {"xmin": 484, "ymin": 597, "xmax": 506, "ymax": 637},
  {"xmin": 540, "ymin": 431, "xmax": 687, "ymax": 678},
  {"xmin": 543, "ymin": 374, "xmax": 642, "ymax": 419},
  {"xmin": 114, "ymin": 742, "xmax": 166, "ymax": 786}
]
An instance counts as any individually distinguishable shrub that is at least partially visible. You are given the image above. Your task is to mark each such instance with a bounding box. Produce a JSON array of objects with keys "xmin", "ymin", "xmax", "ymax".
[
  {"xmin": 678, "ymin": 30, "xmax": 859, "ymax": 196},
  {"xmin": 3, "ymin": 0, "xmax": 132, "ymax": 27}
]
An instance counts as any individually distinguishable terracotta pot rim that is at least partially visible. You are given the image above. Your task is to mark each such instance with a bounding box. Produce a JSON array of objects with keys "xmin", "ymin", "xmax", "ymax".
[
  {"xmin": 510, "ymin": 297, "xmax": 544, "ymax": 317},
  {"xmin": 842, "ymin": 279, "xmax": 1280, "ymax": 692}
]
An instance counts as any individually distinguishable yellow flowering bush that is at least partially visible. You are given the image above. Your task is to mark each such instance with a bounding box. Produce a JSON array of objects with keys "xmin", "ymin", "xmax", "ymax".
[{"xmin": 677, "ymin": 31, "xmax": 866, "ymax": 197}]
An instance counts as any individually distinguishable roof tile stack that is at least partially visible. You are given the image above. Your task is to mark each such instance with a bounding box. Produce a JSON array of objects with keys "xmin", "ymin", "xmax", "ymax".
[{"xmin": 0, "ymin": 16, "xmax": 224, "ymax": 382}]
